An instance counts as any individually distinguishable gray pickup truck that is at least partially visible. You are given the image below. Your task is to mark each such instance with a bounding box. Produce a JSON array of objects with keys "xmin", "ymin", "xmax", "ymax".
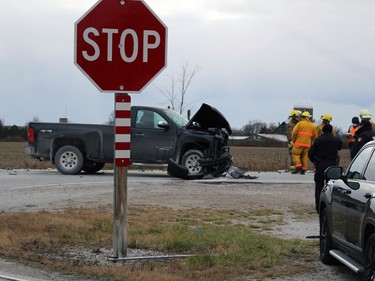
[{"xmin": 25, "ymin": 103, "xmax": 232, "ymax": 179}]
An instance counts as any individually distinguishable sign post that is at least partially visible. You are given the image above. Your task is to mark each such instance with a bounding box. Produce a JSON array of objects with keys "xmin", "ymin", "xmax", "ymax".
[
  {"xmin": 74, "ymin": 0, "xmax": 167, "ymax": 260},
  {"xmin": 112, "ymin": 93, "xmax": 131, "ymax": 258}
]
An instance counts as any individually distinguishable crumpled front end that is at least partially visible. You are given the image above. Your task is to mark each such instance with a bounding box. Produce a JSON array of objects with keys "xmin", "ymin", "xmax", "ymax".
[
  {"xmin": 167, "ymin": 103, "xmax": 233, "ymax": 180},
  {"xmin": 168, "ymin": 134, "xmax": 232, "ymax": 180},
  {"xmin": 199, "ymin": 149, "xmax": 232, "ymax": 177},
  {"xmin": 167, "ymin": 150, "xmax": 232, "ymax": 180}
]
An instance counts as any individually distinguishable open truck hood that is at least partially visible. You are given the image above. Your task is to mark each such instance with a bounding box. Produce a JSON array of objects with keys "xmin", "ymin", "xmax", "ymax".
[{"xmin": 186, "ymin": 103, "xmax": 232, "ymax": 135}]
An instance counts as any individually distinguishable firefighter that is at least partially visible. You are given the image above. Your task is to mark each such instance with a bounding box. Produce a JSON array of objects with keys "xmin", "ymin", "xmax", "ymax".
[
  {"xmin": 286, "ymin": 110, "xmax": 300, "ymax": 170},
  {"xmin": 359, "ymin": 109, "xmax": 375, "ymax": 131},
  {"xmin": 315, "ymin": 114, "xmax": 335, "ymax": 137},
  {"xmin": 291, "ymin": 111, "xmax": 316, "ymax": 174},
  {"xmin": 347, "ymin": 116, "xmax": 360, "ymax": 160}
]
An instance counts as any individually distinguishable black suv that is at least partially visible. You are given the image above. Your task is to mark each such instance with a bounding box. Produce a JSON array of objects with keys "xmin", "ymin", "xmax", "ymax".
[{"xmin": 319, "ymin": 140, "xmax": 375, "ymax": 280}]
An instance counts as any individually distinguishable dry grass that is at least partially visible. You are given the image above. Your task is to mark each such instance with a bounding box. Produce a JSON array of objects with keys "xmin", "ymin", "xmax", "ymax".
[
  {"xmin": 0, "ymin": 142, "xmax": 53, "ymax": 170},
  {"xmin": 0, "ymin": 205, "xmax": 316, "ymax": 281},
  {"xmin": 231, "ymin": 146, "xmax": 351, "ymax": 171},
  {"xmin": 1, "ymin": 142, "xmax": 352, "ymax": 171}
]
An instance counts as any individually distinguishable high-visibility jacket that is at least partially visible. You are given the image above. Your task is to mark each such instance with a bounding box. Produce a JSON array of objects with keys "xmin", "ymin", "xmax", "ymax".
[
  {"xmin": 347, "ymin": 125, "xmax": 359, "ymax": 144},
  {"xmin": 292, "ymin": 119, "xmax": 316, "ymax": 148}
]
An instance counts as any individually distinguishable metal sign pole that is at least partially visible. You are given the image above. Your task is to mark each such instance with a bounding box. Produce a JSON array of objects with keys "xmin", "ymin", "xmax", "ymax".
[
  {"xmin": 113, "ymin": 165, "xmax": 128, "ymax": 258},
  {"xmin": 112, "ymin": 93, "xmax": 131, "ymax": 259}
]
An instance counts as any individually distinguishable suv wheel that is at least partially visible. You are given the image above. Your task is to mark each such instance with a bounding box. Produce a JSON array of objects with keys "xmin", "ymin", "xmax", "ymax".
[
  {"xmin": 181, "ymin": 149, "xmax": 204, "ymax": 178},
  {"xmin": 320, "ymin": 208, "xmax": 336, "ymax": 264},
  {"xmin": 55, "ymin": 145, "xmax": 84, "ymax": 175},
  {"xmin": 365, "ymin": 233, "xmax": 375, "ymax": 280}
]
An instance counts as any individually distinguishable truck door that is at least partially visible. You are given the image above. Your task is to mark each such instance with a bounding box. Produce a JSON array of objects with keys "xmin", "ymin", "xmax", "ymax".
[{"xmin": 131, "ymin": 109, "xmax": 177, "ymax": 164}]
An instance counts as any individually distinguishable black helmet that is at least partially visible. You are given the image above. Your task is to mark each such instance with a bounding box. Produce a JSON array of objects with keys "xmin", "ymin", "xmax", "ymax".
[{"xmin": 352, "ymin": 117, "xmax": 360, "ymax": 125}]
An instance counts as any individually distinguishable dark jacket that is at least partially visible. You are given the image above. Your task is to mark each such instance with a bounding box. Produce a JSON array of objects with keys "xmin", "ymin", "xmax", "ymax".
[
  {"xmin": 351, "ymin": 122, "xmax": 375, "ymax": 158},
  {"xmin": 308, "ymin": 132, "xmax": 343, "ymax": 166}
]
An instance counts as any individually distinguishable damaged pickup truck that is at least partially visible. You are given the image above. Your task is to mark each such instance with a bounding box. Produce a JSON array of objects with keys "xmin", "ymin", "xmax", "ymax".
[{"xmin": 25, "ymin": 103, "xmax": 232, "ymax": 179}]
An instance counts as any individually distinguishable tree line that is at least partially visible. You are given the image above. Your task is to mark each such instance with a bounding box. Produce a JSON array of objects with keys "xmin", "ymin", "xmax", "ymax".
[
  {"xmin": 232, "ymin": 120, "xmax": 279, "ymax": 136},
  {"xmin": 0, "ymin": 122, "xmax": 27, "ymax": 141}
]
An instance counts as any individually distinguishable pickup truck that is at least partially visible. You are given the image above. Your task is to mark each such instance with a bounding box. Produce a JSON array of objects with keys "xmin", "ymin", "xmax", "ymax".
[{"xmin": 25, "ymin": 103, "xmax": 232, "ymax": 179}]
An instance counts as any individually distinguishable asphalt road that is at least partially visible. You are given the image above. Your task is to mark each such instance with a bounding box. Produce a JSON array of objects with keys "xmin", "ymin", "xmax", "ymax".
[{"xmin": 0, "ymin": 168, "xmax": 314, "ymax": 213}]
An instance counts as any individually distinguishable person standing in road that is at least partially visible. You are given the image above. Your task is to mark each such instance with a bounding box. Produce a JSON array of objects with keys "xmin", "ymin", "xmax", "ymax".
[
  {"xmin": 291, "ymin": 111, "xmax": 316, "ymax": 175},
  {"xmin": 351, "ymin": 120, "xmax": 375, "ymax": 159},
  {"xmin": 286, "ymin": 110, "xmax": 300, "ymax": 170},
  {"xmin": 315, "ymin": 114, "xmax": 335, "ymax": 137},
  {"xmin": 347, "ymin": 116, "xmax": 360, "ymax": 160},
  {"xmin": 308, "ymin": 124, "xmax": 342, "ymax": 213}
]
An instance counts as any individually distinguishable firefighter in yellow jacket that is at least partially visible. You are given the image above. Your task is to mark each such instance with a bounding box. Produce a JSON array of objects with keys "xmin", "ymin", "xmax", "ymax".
[
  {"xmin": 315, "ymin": 114, "xmax": 335, "ymax": 137},
  {"xmin": 286, "ymin": 109, "xmax": 300, "ymax": 170},
  {"xmin": 291, "ymin": 111, "xmax": 316, "ymax": 174}
]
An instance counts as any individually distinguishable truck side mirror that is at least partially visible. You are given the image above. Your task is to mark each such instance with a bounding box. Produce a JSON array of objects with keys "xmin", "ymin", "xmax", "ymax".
[{"xmin": 158, "ymin": 121, "xmax": 170, "ymax": 130}]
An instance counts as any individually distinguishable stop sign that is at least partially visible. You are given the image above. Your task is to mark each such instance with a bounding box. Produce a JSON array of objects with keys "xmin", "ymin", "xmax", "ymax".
[{"xmin": 74, "ymin": 0, "xmax": 167, "ymax": 93}]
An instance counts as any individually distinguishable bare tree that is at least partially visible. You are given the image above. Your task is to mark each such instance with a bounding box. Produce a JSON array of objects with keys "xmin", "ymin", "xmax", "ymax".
[
  {"xmin": 32, "ymin": 116, "xmax": 40, "ymax": 122},
  {"xmin": 106, "ymin": 111, "xmax": 115, "ymax": 125},
  {"xmin": 155, "ymin": 61, "xmax": 201, "ymax": 115}
]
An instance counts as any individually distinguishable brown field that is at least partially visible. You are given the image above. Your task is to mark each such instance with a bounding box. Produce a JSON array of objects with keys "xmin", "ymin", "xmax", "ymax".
[{"xmin": 0, "ymin": 142, "xmax": 352, "ymax": 171}]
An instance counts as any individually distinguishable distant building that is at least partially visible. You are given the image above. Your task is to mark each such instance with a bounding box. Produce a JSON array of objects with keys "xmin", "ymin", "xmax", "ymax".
[{"xmin": 274, "ymin": 122, "xmax": 286, "ymax": 135}]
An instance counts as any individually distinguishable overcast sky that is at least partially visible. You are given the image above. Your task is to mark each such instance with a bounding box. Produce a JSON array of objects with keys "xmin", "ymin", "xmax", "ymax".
[{"xmin": 1, "ymin": 0, "xmax": 374, "ymax": 132}]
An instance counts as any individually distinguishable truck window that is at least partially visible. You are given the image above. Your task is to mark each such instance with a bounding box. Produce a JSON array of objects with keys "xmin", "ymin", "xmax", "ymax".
[
  {"xmin": 164, "ymin": 109, "xmax": 188, "ymax": 128},
  {"xmin": 136, "ymin": 110, "xmax": 166, "ymax": 129}
]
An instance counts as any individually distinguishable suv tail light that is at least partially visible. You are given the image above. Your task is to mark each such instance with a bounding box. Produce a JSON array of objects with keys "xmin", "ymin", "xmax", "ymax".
[{"xmin": 28, "ymin": 127, "xmax": 35, "ymax": 142}]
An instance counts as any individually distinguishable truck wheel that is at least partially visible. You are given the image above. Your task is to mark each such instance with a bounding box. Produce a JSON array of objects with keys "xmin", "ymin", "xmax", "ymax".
[
  {"xmin": 365, "ymin": 233, "xmax": 375, "ymax": 280},
  {"xmin": 319, "ymin": 208, "xmax": 336, "ymax": 264},
  {"xmin": 82, "ymin": 161, "xmax": 105, "ymax": 174},
  {"xmin": 55, "ymin": 145, "xmax": 84, "ymax": 175},
  {"xmin": 181, "ymin": 149, "xmax": 204, "ymax": 178}
]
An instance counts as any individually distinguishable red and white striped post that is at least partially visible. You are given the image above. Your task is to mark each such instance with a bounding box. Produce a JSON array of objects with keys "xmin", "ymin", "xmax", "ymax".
[
  {"xmin": 113, "ymin": 93, "xmax": 131, "ymax": 258},
  {"xmin": 114, "ymin": 94, "xmax": 131, "ymax": 167}
]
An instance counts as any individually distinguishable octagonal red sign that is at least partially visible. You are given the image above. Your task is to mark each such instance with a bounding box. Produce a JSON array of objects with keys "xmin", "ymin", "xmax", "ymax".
[{"xmin": 75, "ymin": 0, "xmax": 167, "ymax": 93}]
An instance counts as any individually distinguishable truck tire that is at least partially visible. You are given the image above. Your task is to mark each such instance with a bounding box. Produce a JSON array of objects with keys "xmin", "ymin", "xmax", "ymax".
[
  {"xmin": 319, "ymin": 208, "xmax": 336, "ymax": 265},
  {"xmin": 55, "ymin": 145, "xmax": 84, "ymax": 175},
  {"xmin": 181, "ymin": 149, "xmax": 204, "ymax": 178},
  {"xmin": 82, "ymin": 161, "xmax": 105, "ymax": 174},
  {"xmin": 364, "ymin": 233, "xmax": 375, "ymax": 280}
]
